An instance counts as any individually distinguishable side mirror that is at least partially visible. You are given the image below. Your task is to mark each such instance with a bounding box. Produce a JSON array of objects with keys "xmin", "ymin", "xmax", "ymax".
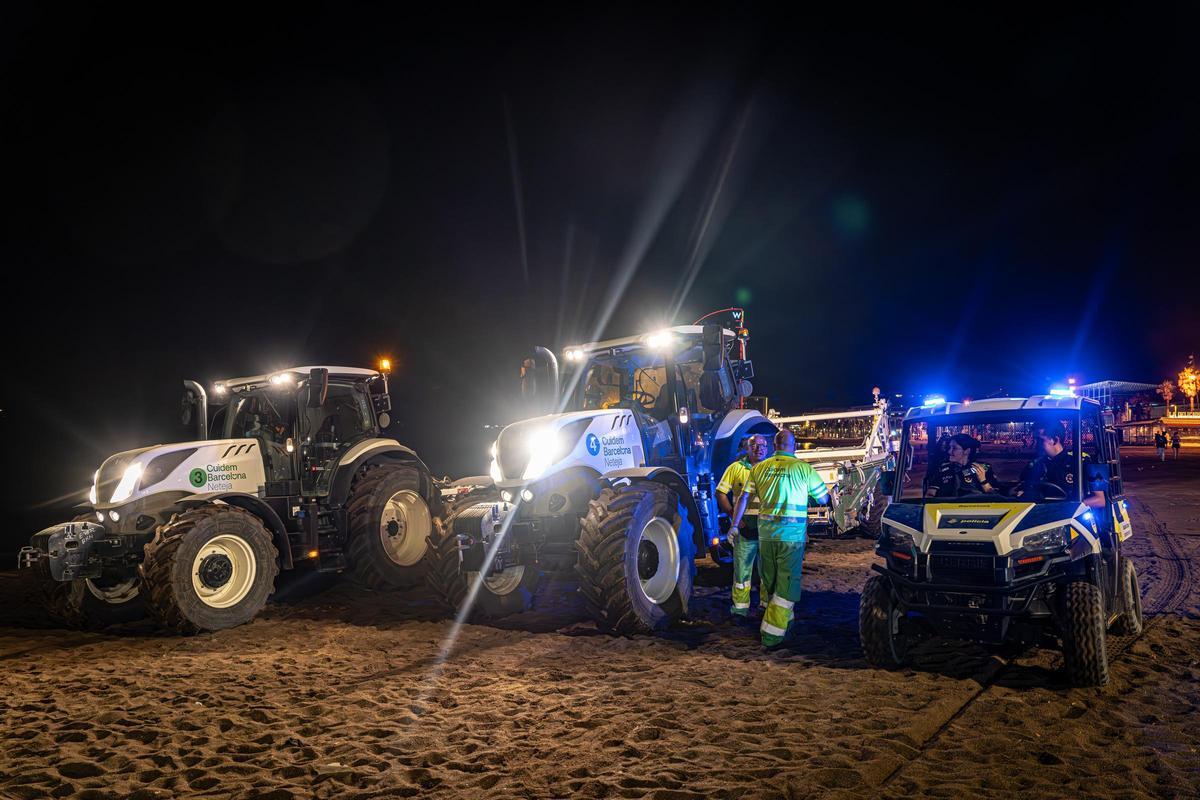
[
  {"xmin": 307, "ymin": 368, "xmax": 329, "ymax": 408},
  {"xmin": 878, "ymin": 470, "xmax": 896, "ymax": 496}
]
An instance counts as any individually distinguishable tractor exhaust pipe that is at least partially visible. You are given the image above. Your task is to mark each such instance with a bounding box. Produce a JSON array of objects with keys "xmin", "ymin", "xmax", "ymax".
[
  {"xmin": 182, "ymin": 380, "xmax": 208, "ymax": 441},
  {"xmin": 521, "ymin": 347, "xmax": 560, "ymax": 414}
]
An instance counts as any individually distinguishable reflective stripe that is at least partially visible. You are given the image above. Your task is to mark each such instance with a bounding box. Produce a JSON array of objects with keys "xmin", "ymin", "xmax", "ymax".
[
  {"xmin": 760, "ymin": 620, "xmax": 788, "ymax": 636},
  {"xmin": 734, "ymin": 581, "xmax": 751, "ymax": 590},
  {"xmin": 769, "ymin": 595, "xmax": 794, "ymax": 610},
  {"xmin": 760, "ymin": 514, "xmax": 805, "ymax": 523},
  {"xmin": 732, "ymin": 602, "xmax": 750, "ymax": 610}
]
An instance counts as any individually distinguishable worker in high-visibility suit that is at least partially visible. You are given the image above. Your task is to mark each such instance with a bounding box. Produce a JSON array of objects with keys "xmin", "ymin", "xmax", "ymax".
[
  {"xmin": 716, "ymin": 434, "xmax": 769, "ymax": 619},
  {"xmin": 730, "ymin": 428, "xmax": 832, "ymax": 647}
]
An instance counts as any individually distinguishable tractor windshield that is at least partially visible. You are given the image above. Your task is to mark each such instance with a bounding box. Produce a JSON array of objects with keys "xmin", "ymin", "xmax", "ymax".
[
  {"xmin": 895, "ymin": 409, "xmax": 1100, "ymax": 504},
  {"xmin": 574, "ymin": 343, "xmax": 713, "ymax": 419}
]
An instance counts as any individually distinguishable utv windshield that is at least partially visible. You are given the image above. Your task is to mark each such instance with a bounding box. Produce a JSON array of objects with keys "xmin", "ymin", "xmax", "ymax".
[{"xmin": 895, "ymin": 409, "xmax": 1098, "ymax": 504}]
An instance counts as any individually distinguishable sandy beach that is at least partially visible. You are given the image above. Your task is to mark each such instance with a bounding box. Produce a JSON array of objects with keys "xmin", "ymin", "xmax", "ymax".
[{"xmin": 1, "ymin": 449, "xmax": 1197, "ymax": 799}]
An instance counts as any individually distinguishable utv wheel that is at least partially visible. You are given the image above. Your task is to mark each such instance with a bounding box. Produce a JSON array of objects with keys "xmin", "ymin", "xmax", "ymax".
[
  {"xmin": 140, "ymin": 505, "xmax": 278, "ymax": 634},
  {"xmin": 346, "ymin": 464, "xmax": 434, "ymax": 590},
  {"xmin": 859, "ymin": 575, "xmax": 909, "ymax": 668},
  {"xmin": 1110, "ymin": 559, "xmax": 1144, "ymax": 637},
  {"xmin": 576, "ymin": 482, "xmax": 696, "ymax": 635},
  {"xmin": 423, "ymin": 489, "xmax": 540, "ymax": 620},
  {"xmin": 31, "ymin": 514, "xmax": 146, "ymax": 630},
  {"xmin": 1061, "ymin": 580, "xmax": 1110, "ymax": 686}
]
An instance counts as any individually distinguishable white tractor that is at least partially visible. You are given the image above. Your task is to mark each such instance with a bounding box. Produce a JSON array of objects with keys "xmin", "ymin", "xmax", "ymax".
[
  {"xmin": 21, "ymin": 364, "xmax": 438, "ymax": 633},
  {"xmin": 424, "ymin": 313, "xmax": 777, "ymax": 634},
  {"xmin": 771, "ymin": 391, "xmax": 894, "ymax": 539}
]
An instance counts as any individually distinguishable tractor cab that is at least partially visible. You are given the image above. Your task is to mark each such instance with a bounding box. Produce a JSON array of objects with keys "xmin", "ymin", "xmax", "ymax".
[
  {"xmin": 195, "ymin": 366, "xmax": 393, "ymax": 498},
  {"xmin": 562, "ymin": 324, "xmax": 754, "ymax": 475}
]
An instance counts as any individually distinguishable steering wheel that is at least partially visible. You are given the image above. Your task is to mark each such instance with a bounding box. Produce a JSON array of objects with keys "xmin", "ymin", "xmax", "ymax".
[
  {"xmin": 627, "ymin": 390, "xmax": 656, "ymax": 409},
  {"xmin": 1032, "ymin": 481, "xmax": 1068, "ymax": 500}
]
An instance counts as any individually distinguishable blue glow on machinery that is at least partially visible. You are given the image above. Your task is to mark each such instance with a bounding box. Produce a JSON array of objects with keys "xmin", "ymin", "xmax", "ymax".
[
  {"xmin": 922, "ymin": 395, "xmax": 946, "ymax": 407},
  {"xmin": 1049, "ymin": 387, "xmax": 1076, "ymax": 397}
]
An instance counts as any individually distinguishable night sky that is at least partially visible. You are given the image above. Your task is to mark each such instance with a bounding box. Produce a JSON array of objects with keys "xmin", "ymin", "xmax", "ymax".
[{"xmin": 3, "ymin": 6, "xmax": 1197, "ymax": 548}]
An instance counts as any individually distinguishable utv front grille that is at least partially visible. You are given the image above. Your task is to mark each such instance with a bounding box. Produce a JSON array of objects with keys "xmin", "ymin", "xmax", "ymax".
[{"xmin": 928, "ymin": 553, "xmax": 1002, "ymax": 585}]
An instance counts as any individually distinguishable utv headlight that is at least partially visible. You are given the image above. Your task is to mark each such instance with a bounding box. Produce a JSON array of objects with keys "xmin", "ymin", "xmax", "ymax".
[
  {"xmin": 882, "ymin": 524, "xmax": 915, "ymax": 549},
  {"xmin": 110, "ymin": 463, "xmax": 143, "ymax": 504},
  {"xmin": 1020, "ymin": 525, "xmax": 1069, "ymax": 553}
]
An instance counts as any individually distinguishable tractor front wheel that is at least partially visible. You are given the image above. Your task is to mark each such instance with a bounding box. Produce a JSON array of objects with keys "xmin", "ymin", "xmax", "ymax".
[
  {"xmin": 31, "ymin": 514, "xmax": 145, "ymax": 630},
  {"xmin": 423, "ymin": 490, "xmax": 540, "ymax": 620},
  {"xmin": 140, "ymin": 504, "xmax": 278, "ymax": 634},
  {"xmin": 577, "ymin": 482, "xmax": 695, "ymax": 635}
]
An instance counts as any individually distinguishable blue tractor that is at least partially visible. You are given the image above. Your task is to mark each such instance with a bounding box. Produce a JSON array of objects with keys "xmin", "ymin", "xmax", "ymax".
[{"xmin": 424, "ymin": 317, "xmax": 776, "ymax": 634}]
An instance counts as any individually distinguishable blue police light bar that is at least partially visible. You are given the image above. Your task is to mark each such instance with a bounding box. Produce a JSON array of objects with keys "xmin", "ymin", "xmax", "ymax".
[
  {"xmin": 922, "ymin": 395, "xmax": 946, "ymax": 407},
  {"xmin": 1049, "ymin": 387, "xmax": 1075, "ymax": 397}
]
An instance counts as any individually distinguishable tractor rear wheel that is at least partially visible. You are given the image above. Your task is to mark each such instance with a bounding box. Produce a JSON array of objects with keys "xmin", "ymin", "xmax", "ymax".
[
  {"xmin": 31, "ymin": 514, "xmax": 146, "ymax": 630},
  {"xmin": 577, "ymin": 482, "xmax": 696, "ymax": 635},
  {"xmin": 140, "ymin": 504, "xmax": 278, "ymax": 634},
  {"xmin": 346, "ymin": 464, "xmax": 434, "ymax": 590},
  {"xmin": 423, "ymin": 489, "xmax": 540, "ymax": 620}
]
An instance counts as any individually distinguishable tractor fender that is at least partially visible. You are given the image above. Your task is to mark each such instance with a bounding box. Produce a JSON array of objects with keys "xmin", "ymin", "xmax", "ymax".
[
  {"xmin": 603, "ymin": 467, "xmax": 705, "ymax": 552},
  {"xmin": 711, "ymin": 411, "xmax": 778, "ymax": 479},
  {"xmin": 328, "ymin": 439, "xmax": 435, "ymax": 507},
  {"xmin": 175, "ymin": 492, "xmax": 293, "ymax": 570}
]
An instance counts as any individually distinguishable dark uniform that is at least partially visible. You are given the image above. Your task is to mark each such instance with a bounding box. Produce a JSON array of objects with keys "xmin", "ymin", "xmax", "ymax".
[
  {"xmin": 930, "ymin": 460, "xmax": 1000, "ymax": 497},
  {"xmin": 1020, "ymin": 450, "xmax": 1107, "ymax": 499}
]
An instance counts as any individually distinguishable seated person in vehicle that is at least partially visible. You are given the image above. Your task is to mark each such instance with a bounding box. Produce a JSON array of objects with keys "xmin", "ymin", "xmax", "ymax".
[
  {"xmin": 1015, "ymin": 422, "xmax": 1107, "ymax": 508},
  {"xmin": 928, "ymin": 434, "xmax": 1001, "ymax": 497}
]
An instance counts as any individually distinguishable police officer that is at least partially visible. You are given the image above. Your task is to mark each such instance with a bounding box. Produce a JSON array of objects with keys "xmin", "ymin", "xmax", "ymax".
[
  {"xmin": 730, "ymin": 429, "xmax": 831, "ymax": 647},
  {"xmin": 1018, "ymin": 422, "xmax": 1106, "ymax": 509},
  {"xmin": 928, "ymin": 434, "xmax": 1000, "ymax": 497},
  {"xmin": 716, "ymin": 434, "xmax": 769, "ymax": 621}
]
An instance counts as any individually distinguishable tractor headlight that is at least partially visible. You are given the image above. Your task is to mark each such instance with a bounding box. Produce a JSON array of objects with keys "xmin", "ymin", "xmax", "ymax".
[
  {"xmin": 522, "ymin": 428, "xmax": 566, "ymax": 480},
  {"xmin": 110, "ymin": 463, "xmax": 143, "ymax": 504},
  {"xmin": 1020, "ymin": 525, "xmax": 1069, "ymax": 553},
  {"xmin": 88, "ymin": 470, "xmax": 99, "ymax": 505},
  {"xmin": 489, "ymin": 457, "xmax": 503, "ymax": 483}
]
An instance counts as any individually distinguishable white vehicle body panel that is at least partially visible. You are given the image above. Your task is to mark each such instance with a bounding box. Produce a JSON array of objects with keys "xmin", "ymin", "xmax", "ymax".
[
  {"xmin": 883, "ymin": 501, "xmax": 1100, "ymax": 557},
  {"xmin": 93, "ymin": 440, "xmax": 267, "ymax": 509},
  {"xmin": 493, "ymin": 410, "xmax": 646, "ymax": 488}
]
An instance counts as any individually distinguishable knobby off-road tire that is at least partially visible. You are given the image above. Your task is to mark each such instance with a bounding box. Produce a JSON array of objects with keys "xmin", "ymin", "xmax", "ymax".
[
  {"xmin": 859, "ymin": 574, "xmax": 910, "ymax": 668},
  {"xmin": 346, "ymin": 464, "xmax": 434, "ymax": 590},
  {"xmin": 1061, "ymin": 580, "xmax": 1110, "ymax": 686},
  {"xmin": 576, "ymin": 482, "xmax": 696, "ymax": 635},
  {"xmin": 32, "ymin": 514, "xmax": 146, "ymax": 630},
  {"xmin": 423, "ymin": 488, "xmax": 539, "ymax": 620},
  {"xmin": 140, "ymin": 504, "xmax": 278, "ymax": 634},
  {"xmin": 1110, "ymin": 558, "xmax": 1144, "ymax": 637}
]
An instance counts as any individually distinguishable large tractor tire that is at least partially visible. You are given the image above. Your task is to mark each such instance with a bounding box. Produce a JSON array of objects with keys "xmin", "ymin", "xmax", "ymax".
[
  {"xmin": 576, "ymin": 481, "xmax": 696, "ymax": 635},
  {"xmin": 1061, "ymin": 579, "xmax": 1110, "ymax": 686},
  {"xmin": 31, "ymin": 514, "xmax": 146, "ymax": 630},
  {"xmin": 423, "ymin": 489, "xmax": 540, "ymax": 620},
  {"xmin": 1109, "ymin": 558, "xmax": 1144, "ymax": 637},
  {"xmin": 140, "ymin": 504, "xmax": 278, "ymax": 634},
  {"xmin": 346, "ymin": 464, "xmax": 434, "ymax": 590},
  {"xmin": 859, "ymin": 574, "xmax": 910, "ymax": 668}
]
